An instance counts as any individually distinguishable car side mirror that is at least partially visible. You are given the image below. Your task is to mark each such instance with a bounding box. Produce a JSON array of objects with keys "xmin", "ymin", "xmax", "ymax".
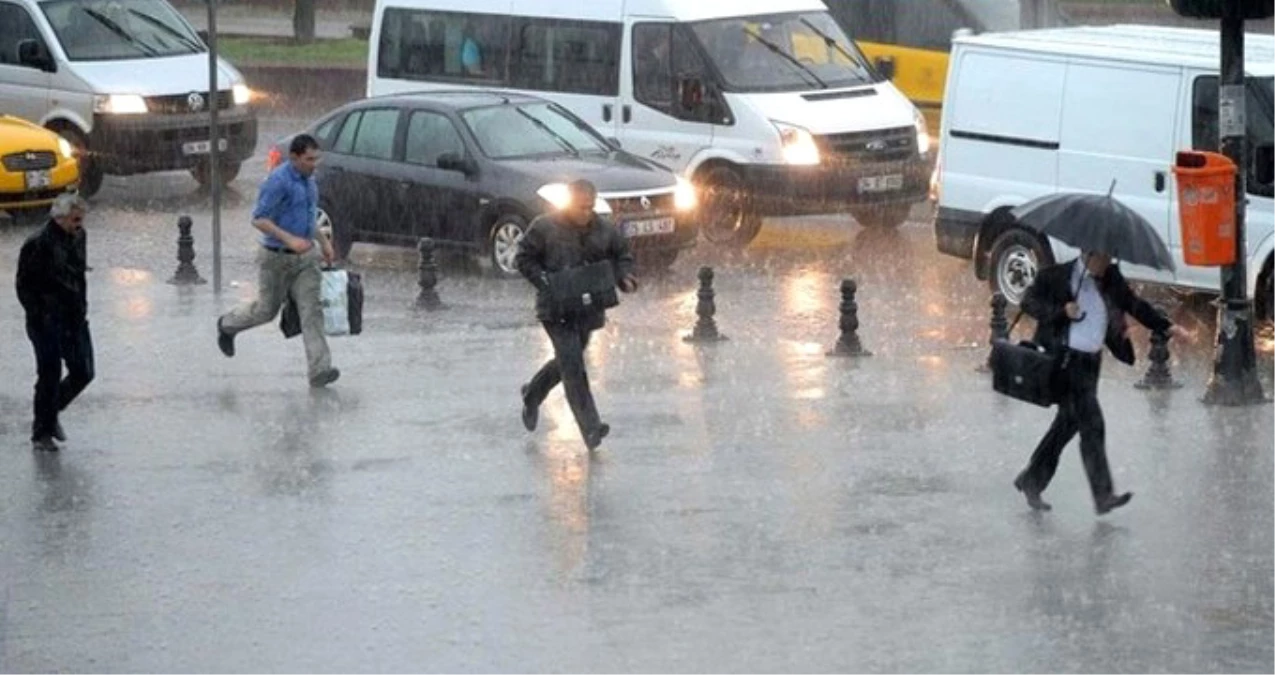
[
  {"xmin": 873, "ymin": 55, "xmax": 895, "ymax": 81},
  {"xmin": 437, "ymin": 152, "xmax": 477, "ymax": 176},
  {"xmin": 678, "ymin": 76, "xmax": 705, "ymax": 113},
  {"xmin": 1253, "ymin": 142, "xmax": 1274, "ymax": 186},
  {"xmin": 17, "ymin": 40, "xmax": 55, "ymax": 72},
  {"xmin": 197, "ymin": 29, "xmax": 209, "ymax": 44}
]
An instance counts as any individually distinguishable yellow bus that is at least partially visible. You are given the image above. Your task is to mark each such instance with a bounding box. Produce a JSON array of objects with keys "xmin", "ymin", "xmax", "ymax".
[{"xmin": 823, "ymin": 0, "xmax": 1067, "ymax": 137}]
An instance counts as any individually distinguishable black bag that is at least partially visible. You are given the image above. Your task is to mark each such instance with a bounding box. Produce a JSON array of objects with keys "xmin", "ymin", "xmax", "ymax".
[
  {"xmin": 990, "ymin": 338, "xmax": 1060, "ymax": 407},
  {"xmin": 280, "ymin": 269, "xmax": 363, "ymax": 338},
  {"xmin": 546, "ymin": 261, "xmax": 618, "ymax": 316}
]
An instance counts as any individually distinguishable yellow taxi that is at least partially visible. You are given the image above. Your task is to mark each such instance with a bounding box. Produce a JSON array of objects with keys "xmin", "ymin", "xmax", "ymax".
[{"xmin": 0, "ymin": 115, "xmax": 79, "ymax": 221}]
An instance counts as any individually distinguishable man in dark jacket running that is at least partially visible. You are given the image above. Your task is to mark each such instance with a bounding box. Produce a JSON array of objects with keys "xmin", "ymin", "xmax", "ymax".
[
  {"xmin": 15, "ymin": 193, "xmax": 95, "ymax": 452},
  {"xmin": 515, "ymin": 180, "xmax": 637, "ymax": 451},
  {"xmin": 1014, "ymin": 251, "xmax": 1191, "ymax": 515}
]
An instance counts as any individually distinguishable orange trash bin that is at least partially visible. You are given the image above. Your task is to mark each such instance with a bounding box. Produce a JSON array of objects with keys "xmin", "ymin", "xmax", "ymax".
[{"xmin": 1173, "ymin": 150, "xmax": 1237, "ymax": 267}]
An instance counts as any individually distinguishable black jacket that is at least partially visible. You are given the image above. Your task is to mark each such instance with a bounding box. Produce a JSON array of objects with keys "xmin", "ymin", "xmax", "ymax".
[
  {"xmin": 16, "ymin": 220, "xmax": 88, "ymax": 326},
  {"xmin": 1021, "ymin": 260, "xmax": 1171, "ymax": 366},
  {"xmin": 514, "ymin": 213, "xmax": 635, "ymax": 328}
]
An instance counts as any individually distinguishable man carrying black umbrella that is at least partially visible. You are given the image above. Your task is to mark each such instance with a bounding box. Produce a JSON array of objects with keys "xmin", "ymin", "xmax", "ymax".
[{"xmin": 1013, "ymin": 251, "xmax": 1191, "ymax": 515}]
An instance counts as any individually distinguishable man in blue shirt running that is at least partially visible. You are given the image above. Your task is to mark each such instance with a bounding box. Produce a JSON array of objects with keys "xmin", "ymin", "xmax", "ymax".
[{"xmin": 215, "ymin": 134, "xmax": 340, "ymax": 387}]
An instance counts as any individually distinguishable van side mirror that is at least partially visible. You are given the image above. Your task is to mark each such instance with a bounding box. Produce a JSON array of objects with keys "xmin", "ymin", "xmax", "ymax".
[
  {"xmin": 437, "ymin": 152, "xmax": 477, "ymax": 176},
  {"xmin": 678, "ymin": 76, "xmax": 704, "ymax": 113},
  {"xmin": 1253, "ymin": 143, "xmax": 1274, "ymax": 186},
  {"xmin": 873, "ymin": 55, "xmax": 896, "ymax": 81},
  {"xmin": 17, "ymin": 40, "xmax": 55, "ymax": 72},
  {"xmin": 197, "ymin": 29, "xmax": 209, "ymax": 44}
]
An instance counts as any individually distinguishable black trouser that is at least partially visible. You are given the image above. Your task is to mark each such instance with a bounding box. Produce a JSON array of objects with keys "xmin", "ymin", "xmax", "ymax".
[
  {"xmin": 1019, "ymin": 349, "xmax": 1114, "ymax": 503},
  {"xmin": 26, "ymin": 318, "xmax": 95, "ymax": 440},
  {"xmin": 524, "ymin": 320, "xmax": 602, "ymax": 438}
]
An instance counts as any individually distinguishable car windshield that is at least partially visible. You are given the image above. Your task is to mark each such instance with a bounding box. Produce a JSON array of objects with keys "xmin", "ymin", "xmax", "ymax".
[
  {"xmin": 461, "ymin": 102, "xmax": 610, "ymax": 160},
  {"xmin": 688, "ymin": 11, "xmax": 876, "ymax": 93},
  {"xmin": 41, "ymin": 0, "xmax": 204, "ymax": 61}
]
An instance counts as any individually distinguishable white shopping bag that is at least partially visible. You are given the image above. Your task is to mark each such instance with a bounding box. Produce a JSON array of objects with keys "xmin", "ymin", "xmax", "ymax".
[{"xmin": 320, "ymin": 269, "xmax": 350, "ymax": 336}]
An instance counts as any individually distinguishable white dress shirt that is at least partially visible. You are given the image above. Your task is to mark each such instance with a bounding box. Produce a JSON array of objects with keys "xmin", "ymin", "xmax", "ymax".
[{"xmin": 1067, "ymin": 259, "xmax": 1109, "ymax": 354}]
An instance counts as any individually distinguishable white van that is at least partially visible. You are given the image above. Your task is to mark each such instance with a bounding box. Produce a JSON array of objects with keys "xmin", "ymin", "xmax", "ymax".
[
  {"xmin": 0, "ymin": 0, "xmax": 258, "ymax": 197},
  {"xmin": 933, "ymin": 24, "xmax": 1275, "ymax": 317},
  {"xmin": 367, "ymin": 0, "xmax": 934, "ymax": 246}
]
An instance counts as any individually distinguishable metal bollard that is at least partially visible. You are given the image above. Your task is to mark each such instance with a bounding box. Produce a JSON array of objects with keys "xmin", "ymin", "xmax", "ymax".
[
  {"xmin": 684, "ymin": 266, "xmax": 727, "ymax": 343},
  {"xmin": 827, "ymin": 278, "xmax": 872, "ymax": 357},
  {"xmin": 1135, "ymin": 328, "xmax": 1183, "ymax": 390},
  {"xmin": 167, "ymin": 215, "xmax": 206, "ymax": 285},
  {"xmin": 415, "ymin": 237, "xmax": 443, "ymax": 310},
  {"xmin": 979, "ymin": 292, "xmax": 1010, "ymax": 372}
]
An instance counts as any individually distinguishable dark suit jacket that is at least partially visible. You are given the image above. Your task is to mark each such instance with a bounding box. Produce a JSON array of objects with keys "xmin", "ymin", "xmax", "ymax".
[
  {"xmin": 514, "ymin": 212, "xmax": 635, "ymax": 330},
  {"xmin": 1020, "ymin": 260, "xmax": 1171, "ymax": 366}
]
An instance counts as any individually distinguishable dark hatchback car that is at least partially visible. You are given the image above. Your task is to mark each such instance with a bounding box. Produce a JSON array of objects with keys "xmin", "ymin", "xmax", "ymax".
[{"xmin": 267, "ymin": 90, "xmax": 698, "ymax": 276}]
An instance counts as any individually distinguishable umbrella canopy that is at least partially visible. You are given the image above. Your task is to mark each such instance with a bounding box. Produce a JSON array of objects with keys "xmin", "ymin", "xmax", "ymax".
[{"xmin": 1010, "ymin": 186, "xmax": 1175, "ymax": 272}]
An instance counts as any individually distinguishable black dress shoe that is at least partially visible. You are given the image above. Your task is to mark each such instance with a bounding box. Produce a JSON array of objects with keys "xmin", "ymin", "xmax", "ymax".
[
  {"xmin": 520, "ymin": 385, "xmax": 538, "ymax": 432},
  {"xmin": 1096, "ymin": 492, "xmax": 1133, "ymax": 515},
  {"xmin": 52, "ymin": 422, "xmax": 67, "ymax": 442},
  {"xmin": 309, "ymin": 368, "xmax": 340, "ymax": 388},
  {"xmin": 1014, "ymin": 474, "xmax": 1052, "ymax": 512},
  {"xmin": 584, "ymin": 423, "xmax": 610, "ymax": 451},
  {"xmin": 32, "ymin": 436, "xmax": 59, "ymax": 452},
  {"xmin": 217, "ymin": 317, "xmax": 235, "ymax": 358}
]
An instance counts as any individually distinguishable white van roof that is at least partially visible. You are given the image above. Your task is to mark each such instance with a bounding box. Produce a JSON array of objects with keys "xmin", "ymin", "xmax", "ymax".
[
  {"xmin": 955, "ymin": 24, "xmax": 1275, "ymax": 76},
  {"xmin": 397, "ymin": 0, "xmax": 833, "ymax": 23}
]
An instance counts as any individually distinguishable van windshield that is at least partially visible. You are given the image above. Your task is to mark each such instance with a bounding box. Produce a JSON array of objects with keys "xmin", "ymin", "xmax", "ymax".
[
  {"xmin": 461, "ymin": 102, "xmax": 611, "ymax": 159},
  {"xmin": 688, "ymin": 11, "xmax": 877, "ymax": 93},
  {"xmin": 41, "ymin": 0, "xmax": 204, "ymax": 61}
]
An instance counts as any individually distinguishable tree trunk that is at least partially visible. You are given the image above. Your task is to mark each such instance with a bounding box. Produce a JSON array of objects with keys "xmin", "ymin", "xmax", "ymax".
[{"xmin": 293, "ymin": 0, "xmax": 316, "ymax": 44}]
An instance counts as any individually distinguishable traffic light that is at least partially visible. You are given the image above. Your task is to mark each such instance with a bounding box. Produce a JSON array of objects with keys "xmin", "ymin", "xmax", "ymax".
[{"xmin": 1166, "ymin": 0, "xmax": 1274, "ymax": 19}]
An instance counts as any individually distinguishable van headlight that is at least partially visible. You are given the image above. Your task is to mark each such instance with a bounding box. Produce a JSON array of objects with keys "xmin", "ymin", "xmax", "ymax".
[
  {"xmin": 233, "ymin": 84, "xmax": 252, "ymax": 106},
  {"xmin": 772, "ymin": 121, "xmax": 820, "ymax": 166},
  {"xmin": 914, "ymin": 108, "xmax": 931, "ymax": 155},
  {"xmin": 537, "ymin": 183, "xmax": 612, "ymax": 214},
  {"xmin": 57, "ymin": 137, "xmax": 75, "ymax": 160},
  {"xmin": 674, "ymin": 177, "xmax": 697, "ymax": 211},
  {"xmin": 93, "ymin": 94, "xmax": 148, "ymax": 115}
]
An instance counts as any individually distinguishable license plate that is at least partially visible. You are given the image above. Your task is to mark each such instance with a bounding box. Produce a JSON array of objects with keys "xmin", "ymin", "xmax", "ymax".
[
  {"xmin": 24, "ymin": 170, "xmax": 51, "ymax": 190},
  {"xmin": 623, "ymin": 217, "xmax": 675, "ymax": 238},
  {"xmin": 858, "ymin": 174, "xmax": 904, "ymax": 193},
  {"xmin": 182, "ymin": 139, "xmax": 228, "ymax": 155}
]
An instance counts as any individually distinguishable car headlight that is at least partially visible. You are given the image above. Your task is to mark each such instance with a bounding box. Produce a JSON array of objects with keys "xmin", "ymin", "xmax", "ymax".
[
  {"xmin": 674, "ymin": 176, "xmax": 697, "ymax": 211},
  {"xmin": 233, "ymin": 84, "xmax": 252, "ymax": 106},
  {"xmin": 57, "ymin": 137, "xmax": 75, "ymax": 160},
  {"xmin": 772, "ymin": 121, "xmax": 820, "ymax": 166},
  {"xmin": 914, "ymin": 108, "xmax": 931, "ymax": 155},
  {"xmin": 537, "ymin": 183, "xmax": 612, "ymax": 214},
  {"xmin": 93, "ymin": 94, "xmax": 147, "ymax": 115}
]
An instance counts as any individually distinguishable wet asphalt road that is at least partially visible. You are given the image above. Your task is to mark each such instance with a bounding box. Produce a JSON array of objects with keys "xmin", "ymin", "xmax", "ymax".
[{"xmin": 0, "ymin": 108, "xmax": 1272, "ymax": 673}]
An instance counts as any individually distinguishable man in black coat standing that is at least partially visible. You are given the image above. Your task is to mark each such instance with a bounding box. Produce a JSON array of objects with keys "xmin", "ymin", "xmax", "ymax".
[
  {"xmin": 1014, "ymin": 251, "xmax": 1190, "ymax": 515},
  {"xmin": 515, "ymin": 180, "xmax": 638, "ymax": 451},
  {"xmin": 15, "ymin": 193, "xmax": 95, "ymax": 452}
]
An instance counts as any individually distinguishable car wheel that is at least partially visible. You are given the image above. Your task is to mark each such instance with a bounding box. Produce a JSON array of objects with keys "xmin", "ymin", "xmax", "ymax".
[
  {"xmin": 698, "ymin": 164, "xmax": 762, "ymax": 248},
  {"xmin": 1258, "ymin": 258, "xmax": 1274, "ymax": 323},
  {"xmin": 488, "ymin": 213, "xmax": 528, "ymax": 278},
  {"xmin": 852, "ymin": 204, "xmax": 911, "ymax": 229},
  {"xmin": 639, "ymin": 249, "xmax": 679, "ymax": 273},
  {"xmin": 989, "ymin": 228, "xmax": 1052, "ymax": 306},
  {"xmin": 55, "ymin": 127, "xmax": 102, "ymax": 198},
  {"xmin": 191, "ymin": 160, "xmax": 242, "ymax": 187},
  {"xmin": 317, "ymin": 206, "xmax": 353, "ymax": 261}
]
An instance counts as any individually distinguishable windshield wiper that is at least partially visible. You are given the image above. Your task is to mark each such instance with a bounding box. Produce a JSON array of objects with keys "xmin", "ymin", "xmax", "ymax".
[
  {"xmin": 82, "ymin": 8, "xmax": 161, "ymax": 56},
  {"xmin": 798, "ymin": 18, "xmax": 872, "ymax": 80},
  {"xmin": 742, "ymin": 26, "xmax": 827, "ymax": 89},
  {"xmin": 127, "ymin": 8, "xmax": 204, "ymax": 53},
  {"xmin": 514, "ymin": 107, "xmax": 579, "ymax": 157}
]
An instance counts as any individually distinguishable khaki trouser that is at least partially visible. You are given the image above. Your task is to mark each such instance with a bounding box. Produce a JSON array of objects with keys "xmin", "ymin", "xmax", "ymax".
[{"xmin": 221, "ymin": 247, "xmax": 331, "ymax": 380}]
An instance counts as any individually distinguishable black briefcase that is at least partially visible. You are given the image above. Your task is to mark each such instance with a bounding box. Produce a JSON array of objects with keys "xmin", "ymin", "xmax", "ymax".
[
  {"xmin": 547, "ymin": 261, "xmax": 619, "ymax": 315},
  {"xmin": 990, "ymin": 338, "xmax": 1060, "ymax": 408}
]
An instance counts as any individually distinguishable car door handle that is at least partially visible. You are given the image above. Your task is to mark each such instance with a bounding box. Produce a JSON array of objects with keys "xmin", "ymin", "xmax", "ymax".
[
  {"xmin": 602, "ymin": 104, "xmax": 613, "ymax": 122},
  {"xmin": 1155, "ymin": 171, "xmax": 1166, "ymax": 193},
  {"xmin": 622, "ymin": 105, "xmax": 632, "ymax": 124}
]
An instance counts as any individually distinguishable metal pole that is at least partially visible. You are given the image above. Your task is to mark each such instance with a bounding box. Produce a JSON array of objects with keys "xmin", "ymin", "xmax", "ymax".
[
  {"xmin": 1203, "ymin": 0, "xmax": 1265, "ymax": 405},
  {"xmin": 207, "ymin": 0, "xmax": 223, "ymax": 293}
]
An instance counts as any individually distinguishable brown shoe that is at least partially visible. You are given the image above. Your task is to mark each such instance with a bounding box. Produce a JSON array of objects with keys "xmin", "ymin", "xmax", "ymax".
[{"xmin": 309, "ymin": 368, "xmax": 340, "ymax": 388}]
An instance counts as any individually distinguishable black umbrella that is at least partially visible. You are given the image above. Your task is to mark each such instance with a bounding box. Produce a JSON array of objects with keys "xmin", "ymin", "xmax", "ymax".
[{"xmin": 1010, "ymin": 181, "xmax": 1175, "ymax": 272}]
